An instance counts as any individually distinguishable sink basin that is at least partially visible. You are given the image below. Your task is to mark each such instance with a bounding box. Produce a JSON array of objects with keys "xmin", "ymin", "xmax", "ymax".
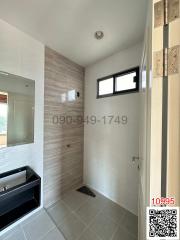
[{"xmin": 0, "ymin": 170, "xmax": 26, "ymax": 192}]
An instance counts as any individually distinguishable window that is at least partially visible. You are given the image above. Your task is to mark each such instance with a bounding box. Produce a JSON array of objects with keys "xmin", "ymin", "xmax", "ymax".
[
  {"xmin": 99, "ymin": 78, "xmax": 113, "ymax": 95},
  {"xmin": 0, "ymin": 92, "xmax": 8, "ymax": 147},
  {"xmin": 97, "ymin": 67, "xmax": 139, "ymax": 98},
  {"xmin": 0, "ymin": 103, "xmax": 8, "ymax": 134}
]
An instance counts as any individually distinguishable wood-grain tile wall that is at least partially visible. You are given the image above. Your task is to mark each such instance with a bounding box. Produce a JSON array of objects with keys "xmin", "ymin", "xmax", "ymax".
[{"xmin": 44, "ymin": 47, "xmax": 84, "ymax": 207}]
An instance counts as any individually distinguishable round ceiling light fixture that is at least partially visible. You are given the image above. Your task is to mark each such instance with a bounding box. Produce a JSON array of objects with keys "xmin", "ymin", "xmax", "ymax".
[{"xmin": 94, "ymin": 31, "xmax": 104, "ymax": 40}]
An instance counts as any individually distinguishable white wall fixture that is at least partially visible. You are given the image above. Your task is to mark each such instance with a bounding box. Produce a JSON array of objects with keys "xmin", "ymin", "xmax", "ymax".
[{"xmin": 67, "ymin": 90, "xmax": 76, "ymax": 101}]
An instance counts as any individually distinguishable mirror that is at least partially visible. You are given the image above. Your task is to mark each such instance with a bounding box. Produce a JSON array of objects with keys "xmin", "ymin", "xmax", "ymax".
[{"xmin": 0, "ymin": 71, "xmax": 35, "ymax": 148}]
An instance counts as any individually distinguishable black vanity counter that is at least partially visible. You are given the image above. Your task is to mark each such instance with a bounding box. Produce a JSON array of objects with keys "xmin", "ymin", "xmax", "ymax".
[{"xmin": 0, "ymin": 166, "xmax": 41, "ymax": 231}]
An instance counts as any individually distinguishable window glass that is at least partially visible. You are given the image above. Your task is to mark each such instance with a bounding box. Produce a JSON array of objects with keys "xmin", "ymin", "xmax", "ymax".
[
  {"xmin": 99, "ymin": 78, "xmax": 113, "ymax": 95},
  {"xmin": 0, "ymin": 103, "xmax": 8, "ymax": 134},
  {"xmin": 0, "ymin": 93, "xmax": 8, "ymax": 137},
  {"xmin": 115, "ymin": 72, "xmax": 136, "ymax": 92}
]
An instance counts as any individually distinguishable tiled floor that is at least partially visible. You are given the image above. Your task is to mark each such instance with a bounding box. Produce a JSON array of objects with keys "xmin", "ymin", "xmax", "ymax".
[
  {"xmin": 0, "ymin": 210, "xmax": 65, "ymax": 240},
  {"xmin": 49, "ymin": 189, "xmax": 138, "ymax": 240},
  {"xmin": 0, "ymin": 188, "xmax": 138, "ymax": 240}
]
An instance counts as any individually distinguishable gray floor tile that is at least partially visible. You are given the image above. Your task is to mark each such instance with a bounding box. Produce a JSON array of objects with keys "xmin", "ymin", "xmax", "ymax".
[
  {"xmin": 102, "ymin": 200, "xmax": 126, "ymax": 224},
  {"xmin": 21, "ymin": 209, "xmax": 44, "ymax": 226},
  {"xmin": 58, "ymin": 212, "xmax": 86, "ymax": 240},
  {"xmin": 47, "ymin": 200, "xmax": 71, "ymax": 225},
  {"xmin": 1, "ymin": 227, "xmax": 25, "ymax": 240},
  {"xmin": 112, "ymin": 226, "xmax": 136, "ymax": 240},
  {"xmin": 0, "ymin": 226, "xmax": 21, "ymax": 240},
  {"xmin": 75, "ymin": 200, "xmax": 101, "ymax": 224},
  {"xmin": 123, "ymin": 211, "xmax": 138, "ymax": 237},
  {"xmin": 90, "ymin": 212, "xmax": 118, "ymax": 240},
  {"xmin": 78, "ymin": 228, "xmax": 101, "ymax": 240},
  {"xmin": 22, "ymin": 210, "xmax": 55, "ymax": 240},
  {"xmin": 0, "ymin": 234, "xmax": 4, "ymax": 239},
  {"xmin": 85, "ymin": 191, "xmax": 110, "ymax": 211},
  {"xmin": 0, "ymin": 226, "xmax": 25, "ymax": 240},
  {"xmin": 61, "ymin": 190, "xmax": 89, "ymax": 211},
  {"xmin": 42, "ymin": 228, "xmax": 65, "ymax": 240}
]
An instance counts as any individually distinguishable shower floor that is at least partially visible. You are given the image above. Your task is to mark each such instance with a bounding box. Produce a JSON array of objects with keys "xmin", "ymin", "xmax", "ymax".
[{"xmin": 0, "ymin": 188, "xmax": 138, "ymax": 240}]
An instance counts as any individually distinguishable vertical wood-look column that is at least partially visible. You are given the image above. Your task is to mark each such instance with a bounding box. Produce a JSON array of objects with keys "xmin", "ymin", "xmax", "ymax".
[
  {"xmin": 150, "ymin": 0, "xmax": 164, "ymax": 200},
  {"xmin": 44, "ymin": 47, "xmax": 84, "ymax": 207},
  {"xmin": 167, "ymin": 4, "xmax": 180, "ymax": 206},
  {"xmin": 152, "ymin": 0, "xmax": 180, "ymax": 205}
]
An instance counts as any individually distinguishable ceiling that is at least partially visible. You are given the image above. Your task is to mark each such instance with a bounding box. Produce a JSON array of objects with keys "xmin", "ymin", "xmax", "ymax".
[{"xmin": 0, "ymin": 0, "xmax": 147, "ymax": 66}]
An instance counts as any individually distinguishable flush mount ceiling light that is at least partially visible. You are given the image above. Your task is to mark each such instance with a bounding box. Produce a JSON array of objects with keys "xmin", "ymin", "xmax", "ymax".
[{"xmin": 94, "ymin": 31, "xmax": 104, "ymax": 40}]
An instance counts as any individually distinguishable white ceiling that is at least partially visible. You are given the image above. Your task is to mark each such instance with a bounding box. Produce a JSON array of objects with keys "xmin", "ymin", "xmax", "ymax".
[{"xmin": 0, "ymin": 0, "xmax": 147, "ymax": 66}]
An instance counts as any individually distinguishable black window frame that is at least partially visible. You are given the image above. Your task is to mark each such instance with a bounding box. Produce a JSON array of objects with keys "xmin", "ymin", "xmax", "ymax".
[{"xmin": 97, "ymin": 67, "xmax": 139, "ymax": 99}]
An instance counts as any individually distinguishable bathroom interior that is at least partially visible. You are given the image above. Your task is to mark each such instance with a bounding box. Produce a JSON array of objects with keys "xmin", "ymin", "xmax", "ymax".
[{"xmin": 1, "ymin": 0, "xmax": 179, "ymax": 239}]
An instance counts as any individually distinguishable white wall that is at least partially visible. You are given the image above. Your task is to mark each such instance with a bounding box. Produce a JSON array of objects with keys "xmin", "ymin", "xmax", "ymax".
[
  {"xmin": 84, "ymin": 43, "xmax": 143, "ymax": 215},
  {"xmin": 0, "ymin": 19, "xmax": 44, "ymax": 205}
]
